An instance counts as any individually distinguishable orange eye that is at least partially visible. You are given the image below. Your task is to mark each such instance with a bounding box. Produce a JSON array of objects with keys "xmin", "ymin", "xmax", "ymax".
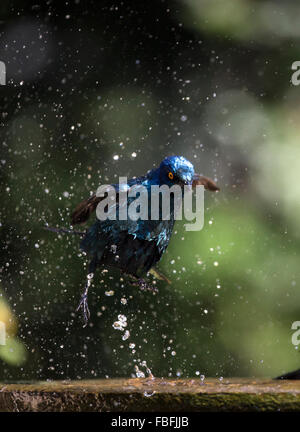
[{"xmin": 168, "ymin": 172, "xmax": 174, "ymax": 180}]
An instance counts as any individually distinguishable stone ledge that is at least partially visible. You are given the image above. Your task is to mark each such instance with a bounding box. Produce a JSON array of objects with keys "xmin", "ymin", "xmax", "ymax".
[{"xmin": 0, "ymin": 378, "xmax": 300, "ymax": 412}]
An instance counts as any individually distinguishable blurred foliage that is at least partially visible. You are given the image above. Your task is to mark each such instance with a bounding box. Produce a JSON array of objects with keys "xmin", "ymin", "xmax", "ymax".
[
  {"xmin": 0, "ymin": 291, "xmax": 27, "ymax": 366},
  {"xmin": 0, "ymin": 0, "xmax": 300, "ymax": 380}
]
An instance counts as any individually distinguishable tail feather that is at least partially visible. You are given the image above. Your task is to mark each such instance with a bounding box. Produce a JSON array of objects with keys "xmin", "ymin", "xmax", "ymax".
[{"xmin": 44, "ymin": 226, "xmax": 85, "ymax": 237}]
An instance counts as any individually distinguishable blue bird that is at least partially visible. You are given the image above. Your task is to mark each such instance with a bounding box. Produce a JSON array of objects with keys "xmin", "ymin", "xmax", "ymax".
[{"xmin": 48, "ymin": 155, "xmax": 219, "ymax": 325}]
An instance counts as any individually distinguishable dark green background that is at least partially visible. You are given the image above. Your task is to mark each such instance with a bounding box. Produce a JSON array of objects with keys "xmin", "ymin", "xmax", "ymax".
[{"xmin": 0, "ymin": 0, "xmax": 300, "ymax": 380}]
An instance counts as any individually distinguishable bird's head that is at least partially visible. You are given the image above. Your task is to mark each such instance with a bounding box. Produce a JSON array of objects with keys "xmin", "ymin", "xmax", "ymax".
[
  {"xmin": 158, "ymin": 156, "xmax": 195, "ymax": 187},
  {"xmin": 157, "ymin": 155, "xmax": 220, "ymax": 192}
]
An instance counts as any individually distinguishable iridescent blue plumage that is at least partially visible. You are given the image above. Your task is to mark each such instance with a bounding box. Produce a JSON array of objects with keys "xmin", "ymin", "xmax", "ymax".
[
  {"xmin": 79, "ymin": 156, "xmax": 195, "ymax": 277},
  {"xmin": 49, "ymin": 155, "xmax": 219, "ymax": 324}
]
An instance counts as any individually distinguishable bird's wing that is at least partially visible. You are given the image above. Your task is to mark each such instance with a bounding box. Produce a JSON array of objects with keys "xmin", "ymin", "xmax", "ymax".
[
  {"xmin": 71, "ymin": 175, "xmax": 148, "ymax": 225},
  {"xmin": 192, "ymin": 175, "xmax": 220, "ymax": 191},
  {"xmin": 71, "ymin": 194, "xmax": 102, "ymax": 225}
]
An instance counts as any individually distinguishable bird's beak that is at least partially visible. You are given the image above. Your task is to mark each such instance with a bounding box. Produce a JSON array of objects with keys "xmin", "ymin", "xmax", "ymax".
[{"xmin": 192, "ymin": 174, "xmax": 220, "ymax": 192}]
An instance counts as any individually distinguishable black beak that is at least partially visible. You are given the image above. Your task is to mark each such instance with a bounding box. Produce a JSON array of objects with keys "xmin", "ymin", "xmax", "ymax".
[{"xmin": 192, "ymin": 174, "xmax": 220, "ymax": 192}]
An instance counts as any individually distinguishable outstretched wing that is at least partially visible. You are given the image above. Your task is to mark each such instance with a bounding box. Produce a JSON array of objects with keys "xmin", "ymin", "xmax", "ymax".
[
  {"xmin": 192, "ymin": 175, "xmax": 220, "ymax": 191},
  {"xmin": 71, "ymin": 175, "xmax": 148, "ymax": 225},
  {"xmin": 72, "ymin": 173, "xmax": 219, "ymax": 225},
  {"xmin": 71, "ymin": 194, "xmax": 102, "ymax": 225}
]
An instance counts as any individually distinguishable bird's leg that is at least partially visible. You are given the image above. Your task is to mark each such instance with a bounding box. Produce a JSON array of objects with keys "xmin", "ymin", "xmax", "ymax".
[
  {"xmin": 76, "ymin": 273, "xmax": 93, "ymax": 326},
  {"xmin": 129, "ymin": 275, "xmax": 159, "ymax": 294},
  {"xmin": 139, "ymin": 278, "xmax": 158, "ymax": 294},
  {"xmin": 76, "ymin": 258, "xmax": 97, "ymax": 326}
]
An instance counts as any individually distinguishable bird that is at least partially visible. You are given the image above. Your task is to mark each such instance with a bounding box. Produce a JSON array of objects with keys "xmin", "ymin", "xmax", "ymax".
[{"xmin": 47, "ymin": 155, "xmax": 219, "ymax": 325}]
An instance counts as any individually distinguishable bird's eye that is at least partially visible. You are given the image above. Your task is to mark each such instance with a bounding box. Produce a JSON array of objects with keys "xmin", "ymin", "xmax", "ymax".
[{"xmin": 168, "ymin": 172, "xmax": 174, "ymax": 180}]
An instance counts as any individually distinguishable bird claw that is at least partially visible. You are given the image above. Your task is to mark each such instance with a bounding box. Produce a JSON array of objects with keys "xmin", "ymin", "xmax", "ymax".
[
  {"xmin": 76, "ymin": 292, "xmax": 90, "ymax": 327},
  {"xmin": 132, "ymin": 278, "xmax": 159, "ymax": 294},
  {"xmin": 76, "ymin": 272, "xmax": 94, "ymax": 326}
]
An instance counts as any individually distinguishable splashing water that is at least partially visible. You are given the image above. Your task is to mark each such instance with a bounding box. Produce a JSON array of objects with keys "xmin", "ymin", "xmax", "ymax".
[
  {"xmin": 134, "ymin": 365, "xmax": 145, "ymax": 378},
  {"xmin": 111, "ymin": 308, "xmax": 154, "ymax": 379},
  {"xmin": 112, "ymin": 314, "xmax": 127, "ymax": 331}
]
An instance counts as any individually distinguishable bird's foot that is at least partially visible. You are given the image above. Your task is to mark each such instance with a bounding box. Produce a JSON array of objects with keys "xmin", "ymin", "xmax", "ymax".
[
  {"xmin": 76, "ymin": 272, "xmax": 93, "ymax": 327},
  {"xmin": 132, "ymin": 278, "xmax": 159, "ymax": 294},
  {"xmin": 76, "ymin": 292, "xmax": 90, "ymax": 327}
]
